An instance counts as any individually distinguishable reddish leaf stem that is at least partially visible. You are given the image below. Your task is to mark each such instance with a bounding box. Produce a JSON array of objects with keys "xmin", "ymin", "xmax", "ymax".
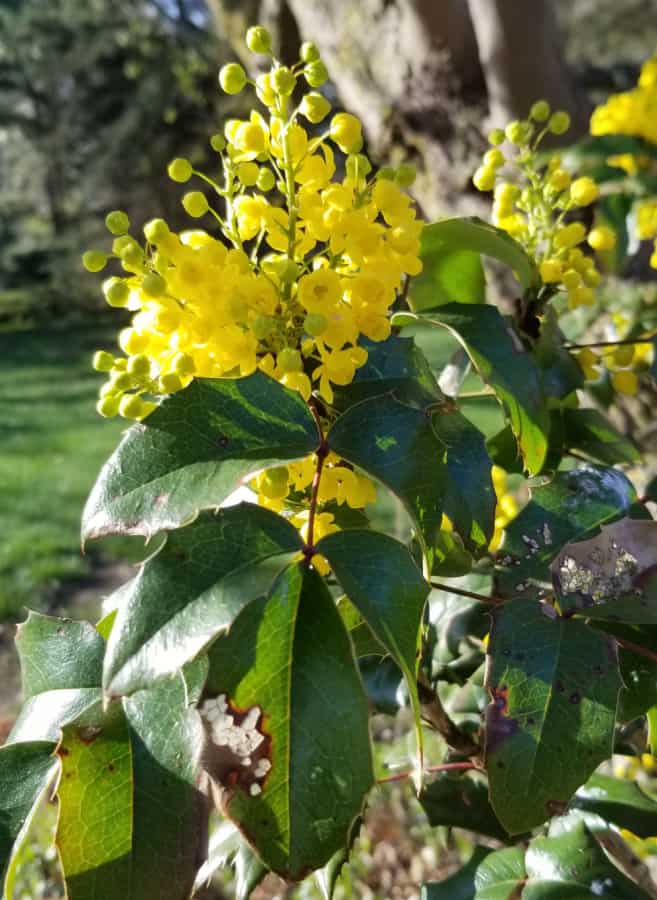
[
  {"xmin": 303, "ymin": 402, "xmax": 329, "ymax": 561},
  {"xmin": 431, "ymin": 580, "xmax": 503, "ymax": 606},
  {"xmin": 616, "ymin": 636, "xmax": 657, "ymax": 666},
  {"xmin": 377, "ymin": 761, "xmax": 477, "ymax": 785}
]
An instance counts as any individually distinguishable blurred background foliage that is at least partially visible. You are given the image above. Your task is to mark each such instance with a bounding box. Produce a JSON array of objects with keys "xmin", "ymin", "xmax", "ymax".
[{"xmin": 2, "ymin": 1, "xmax": 657, "ymax": 896}]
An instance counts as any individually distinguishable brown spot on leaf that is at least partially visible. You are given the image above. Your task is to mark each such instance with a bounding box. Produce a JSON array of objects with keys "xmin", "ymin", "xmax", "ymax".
[
  {"xmin": 485, "ymin": 685, "xmax": 519, "ymax": 754},
  {"xmin": 153, "ymin": 493, "xmax": 169, "ymax": 508},
  {"xmin": 546, "ymin": 799, "xmax": 568, "ymax": 817}
]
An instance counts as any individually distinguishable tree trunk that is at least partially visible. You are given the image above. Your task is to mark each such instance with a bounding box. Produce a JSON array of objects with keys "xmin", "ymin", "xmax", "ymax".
[
  {"xmin": 466, "ymin": 0, "xmax": 590, "ymax": 136},
  {"xmin": 206, "ymin": 0, "xmax": 588, "ymax": 215}
]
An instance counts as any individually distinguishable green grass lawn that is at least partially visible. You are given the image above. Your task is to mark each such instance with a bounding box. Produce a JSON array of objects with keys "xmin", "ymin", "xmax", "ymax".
[{"xmin": 0, "ymin": 323, "xmax": 139, "ymax": 620}]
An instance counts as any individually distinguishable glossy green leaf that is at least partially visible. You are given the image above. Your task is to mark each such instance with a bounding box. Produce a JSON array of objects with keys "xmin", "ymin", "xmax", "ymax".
[
  {"xmin": 570, "ymin": 774, "xmax": 657, "ymax": 838},
  {"xmin": 205, "ymin": 563, "xmax": 373, "ymax": 880},
  {"xmin": 333, "ymin": 334, "xmax": 443, "ymax": 409},
  {"xmin": 406, "ymin": 304, "xmax": 549, "ymax": 473},
  {"xmin": 608, "ymin": 624, "xmax": 657, "ymax": 720},
  {"xmin": 419, "ymin": 774, "xmax": 510, "ymax": 842},
  {"xmin": 523, "ymin": 822, "xmax": 653, "ymax": 899},
  {"xmin": 496, "ymin": 466, "xmax": 636, "ymax": 598},
  {"xmin": 56, "ymin": 710, "xmax": 134, "ymax": 897},
  {"xmin": 82, "ymin": 372, "xmax": 319, "ymax": 541},
  {"xmin": 337, "ymin": 596, "xmax": 385, "ymax": 657},
  {"xmin": 410, "ymin": 220, "xmax": 486, "ymax": 310},
  {"xmin": 421, "ymin": 845, "xmax": 491, "ymax": 899},
  {"xmin": 0, "ymin": 741, "xmax": 57, "ymax": 893},
  {"xmin": 103, "ymin": 504, "xmax": 302, "ymax": 697},
  {"xmin": 314, "ymin": 817, "xmax": 360, "ymax": 900},
  {"xmin": 485, "ymin": 600, "xmax": 621, "ymax": 834},
  {"xmin": 473, "ymin": 846, "xmax": 526, "ymax": 899},
  {"xmin": 562, "ymin": 409, "xmax": 639, "ymax": 465},
  {"xmin": 15, "ymin": 612, "xmax": 104, "ymax": 698},
  {"xmin": 56, "ymin": 675, "xmax": 207, "ymax": 900},
  {"xmin": 9, "ymin": 613, "xmax": 106, "ymax": 744},
  {"xmin": 327, "ymin": 395, "xmax": 447, "ymax": 551},
  {"xmin": 318, "ymin": 529, "xmax": 429, "ymax": 759},
  {"xmin": 409, "ymin": 217, "xmax": 537, "ymax": 297},
  {"xmin": 432, "ymin": 409, "xmax": 495, "ymax": 548}
]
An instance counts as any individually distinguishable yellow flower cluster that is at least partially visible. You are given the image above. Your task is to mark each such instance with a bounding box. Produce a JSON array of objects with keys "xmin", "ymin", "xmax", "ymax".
[
  {"xmin": 85, "ymin": 38, "xmax": 422, "ymax": 422},
  {"xmin": 591, "ymin": 55, "xmax": 657, "ymax": 145},
  {"xmin": 83, "ymin": 27, "xmax": 419, "ymax": 553},
  {"xmin": 472, "ymin": 102, "xmax": 610, "ymax": 313}
]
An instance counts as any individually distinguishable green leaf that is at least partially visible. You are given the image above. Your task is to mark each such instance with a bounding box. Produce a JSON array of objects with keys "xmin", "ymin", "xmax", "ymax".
[
  {"xmin": 358, "ymin": 656, "xmax": 405, "ymax": 714},
  {"xmin": 406, "ymin": 304, "xmax": 549, "ymax": 474},
  {"xmin": 409, "ymin": 217, "xmax": 538, "ymax": 298},
  {"xmin": 551, "ymin": 519, "xmax": 657, "ymax": 625},
  {"xmin": 9, "ymin": 613, "xmax": 106, "ymax": 744},
  {"xmin": 318, "ymin": 529, "xmax": 429, "ymax": 761},
  {"xmin": 497, "ymin": 466, "xmax": 636, "ymax": 598},
  {"xmin": 333, "ymin": 335, "xmax": 443, "ymax": 409},
  {"xmin": 419, "ymin": 774, "xmax": 510, "ymax": 841},
  {"xmin": 570, "ymin": 774, "xmax": 657, "ymax": 838},
  {"xmin": 103, "ymin": 504, "xmax": 302, "ymax": 697},
  {"xmin": 421, "ymin": 845, "xmax": 491, "ymax": 899},
  {"xmin": 432, "ymin": 410, "xmax": 495, "ymax": 548},
  {"xmin": 15, "ymin": 612, "xmax": 105, "ymax": 698},
  {"xmin": 426, "ymin": 578, "xmax": 489, "ymax": 683},
  {"xmin": 82, "ymin": 372, "xmax": 319, "ymax": 541},
  {"xmin": 337, "ymin": 596, "xmax": 385, "ymax": 657},
  {"xmin": 485, "ymin": 600, "xmax": 621, "ymax": 834},
  {"xmin": 410, "ymin": 220, "xmax": 487, "ymax": 310},
  {"xmin": 314, "ymin": 817, "xmax": 360, "ymax": 900},
  {"xmin": 56, "ymin": 675, "xmax": 207, "ymax": 900},
  {"xmin": 0, "ymin": 741, "xmax": 57, "ymax": 893},
  {"xmin": 56, "ymin": 710, "xmax": 134, "ymax": 897},
  {"xmin": 205, "ymin": 563, "xmax": 373, "ymax": 880},
  {"xmin": 523, "ymin": 821, "xmax": 653, "ymax": 899},
  {"xmin": 562, "ymin": 409, "xmax": 639, "ymax": 465},
  {"xmin": 473, "ymin": 846, "xmax": 526, "ymax": 899},
  {"xmin": 327, "ymin": 395, "xmax": 447, "ymax": 551}
]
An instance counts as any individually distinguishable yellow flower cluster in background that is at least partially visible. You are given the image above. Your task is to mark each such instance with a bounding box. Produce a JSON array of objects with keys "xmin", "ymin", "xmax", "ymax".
[
  {"xmin": 591, "ymin": 54, "xmax": 657, "ymax": 145},
  {"xmin": 472, "ymin": 101, "xmax": 610, "ymax": 313},
  {"xmin": 84, "ymin": 31, "xmax": 422, "ymax": 422},
  {"xmin": 590, "ymin": 54, "xmax": 657, "ymax": 267}
]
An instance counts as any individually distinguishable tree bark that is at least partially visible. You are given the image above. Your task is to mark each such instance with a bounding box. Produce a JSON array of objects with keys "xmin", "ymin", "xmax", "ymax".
[{"xmin": 466, "ymin": 0, "xmax": 590, "ymax": 136}]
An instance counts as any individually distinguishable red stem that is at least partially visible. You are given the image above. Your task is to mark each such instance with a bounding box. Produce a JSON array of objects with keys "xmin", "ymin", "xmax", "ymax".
[
  {"xmin": 616, "ymin": 636, "xmax": 657, "ymax": 665},
  {"xmin": 431, "ymin": 581, "xmax": 503, "ymax": 606},
  {"xmin": 303, "ymin": 403, "xmax": 328, "ymax": 560},
  {"xmin": 377, "ymin": 761, "xmax": 477, "ymax": 785}
]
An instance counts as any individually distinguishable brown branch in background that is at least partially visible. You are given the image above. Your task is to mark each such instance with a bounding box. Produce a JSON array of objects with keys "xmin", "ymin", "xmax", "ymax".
[
  {"xmin": 616, "ymin": 636, "xmax": 657, "ymax": 666},
  {"xmin": 431, "ymin": 580, "xmax": 503, "ymax": 606},
  {"xmin": 418, "ymin": 676, "xmax": 480, "ymax": 757}
]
